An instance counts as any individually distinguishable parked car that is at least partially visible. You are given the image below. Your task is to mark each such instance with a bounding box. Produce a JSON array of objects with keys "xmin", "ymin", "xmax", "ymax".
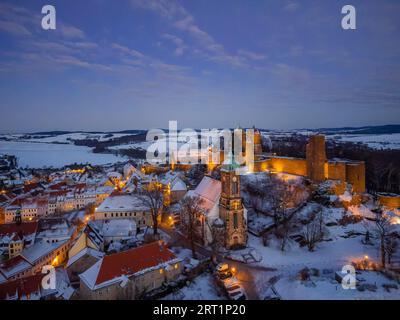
[{"xmin": 222, "ymin": 277, "xmax": 247, "ymax": 300}]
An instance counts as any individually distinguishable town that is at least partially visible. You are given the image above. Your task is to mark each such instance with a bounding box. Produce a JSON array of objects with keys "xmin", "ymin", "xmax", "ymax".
[{"xmin": 0, "ymin": 130, "xmax": 399, "ymax": 300}]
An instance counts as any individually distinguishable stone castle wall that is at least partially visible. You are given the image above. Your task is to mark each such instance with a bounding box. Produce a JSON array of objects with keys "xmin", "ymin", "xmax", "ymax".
[
  {"xmin": 269, "ymin": 157, "xmax": 307, "ymax": 176},
  {"xmin": 327, "ymin": 161, "xmax": 347, "ymax": 181},
  {"xmin": 345, "ymin": 162, "xmax": 366, "ymax": 193},
  {"xmin": 378, "ymin": 194, "xmax": 400, "ymax": 209}
]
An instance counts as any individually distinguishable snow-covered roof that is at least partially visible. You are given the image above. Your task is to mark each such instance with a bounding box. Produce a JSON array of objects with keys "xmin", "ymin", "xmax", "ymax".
[
  {"xmin": 21, "ymin": 240, "xmax": 68, "ymax": 265},
  {"xmin": 96, "ymin": 219, "xmax": 137, "ymax": 238},
  {"xmin": 186, "ymin": 176, "xmax": 221, "ymax": 213},
  {"xmin": 66, "ymin": 247, "xmax": 104, "ymax": 268},
  {"xmin": 96, "ymin": 194, "xmax": 149, "ymax": 213}
]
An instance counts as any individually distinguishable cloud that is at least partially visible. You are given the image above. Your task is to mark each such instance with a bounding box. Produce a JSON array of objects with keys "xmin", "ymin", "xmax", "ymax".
[
  {"xmin": 283, "ymin": 2, "xmax": 300, "ymax": 12},
  {"xmin": 130, "ymin": 0, "xmax": 186, "ymax": 19},
  {"xmin": 0, "ymin": 20, "xmax": 32, "ymax": 36},
  {"xmin": 131, "ymin": 0, "xmax": 250, "ymax": 68},
  {"xmin": 111, "ymin": 43, "xmax": 145, "ymax": 59},
  {"xmin": 238, "ymin": 49, "xmax": 267, "ymax": 61},
  {"xmin": 59, "ymin": 25, "xmax": 85, "ymax": 39},
  {"xmin": 162, "ymin": 33, "xmax": 186, "ymax": 56}
]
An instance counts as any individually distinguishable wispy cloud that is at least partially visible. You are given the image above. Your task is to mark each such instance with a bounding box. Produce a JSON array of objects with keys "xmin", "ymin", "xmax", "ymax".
[
  {"xmin": 59, "ymin": 25, "xmax": 85, "ymax": 39},
  {"xmin": 131, "ymin": 0, "xmax": 254, "ymax": 68},
  {"xmin": 283, "ymin": 2, "xmax": 300, "ymax": 12},
  {"xmin": 0, "ymin": 20, "xmax": 31, "ymax": 36}
]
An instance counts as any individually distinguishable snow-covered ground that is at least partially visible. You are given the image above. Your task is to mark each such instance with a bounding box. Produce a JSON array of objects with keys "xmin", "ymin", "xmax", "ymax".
[
  {"xmin": 0, "ymin": 141, "xmax": 124, "ymax": 168},
  {"xmin": 0, "ymin": 132, "xmax": 133, "ymax": 143},
  {"xmin": 245, "ymin": 205, "xmax": 400, "ymax": 300},
  {"xmin": 162, "ymin": 273, "xmax": 225, "ymax": 300},
  {"xmin": 327, "ymin": 133, "xmax": 400, "ymax": 150}
]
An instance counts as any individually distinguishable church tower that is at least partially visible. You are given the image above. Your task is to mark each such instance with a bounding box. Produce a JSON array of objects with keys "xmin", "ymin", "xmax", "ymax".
[{"xmin": 219, "ymin": 162, "xmax": 247, "ymax": 249}]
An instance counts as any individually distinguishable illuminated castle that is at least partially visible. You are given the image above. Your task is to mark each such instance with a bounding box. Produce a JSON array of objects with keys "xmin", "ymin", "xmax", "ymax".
[{"xmin": 252, "ymin": 134, "xmax": 366, "ymax": 193}]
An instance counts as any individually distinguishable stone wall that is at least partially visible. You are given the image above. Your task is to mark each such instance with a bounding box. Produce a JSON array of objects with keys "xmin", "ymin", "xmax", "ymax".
[
  {"xmin": 378, "ymin": 194, "xmax": 400, "ymax": 209},
  {"xmin": 346, "ymin": 162, "xmax": 366, "ymax": 193},
  {"xmin": 269, "ymin": 157, "xmax": 307, "ymax": 176}
]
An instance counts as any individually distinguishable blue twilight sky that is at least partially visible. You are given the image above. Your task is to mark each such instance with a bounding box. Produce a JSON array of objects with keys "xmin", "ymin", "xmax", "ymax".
[{"xmin": 0, "ymin": 0, "xmax": 399, "ymax": 132}]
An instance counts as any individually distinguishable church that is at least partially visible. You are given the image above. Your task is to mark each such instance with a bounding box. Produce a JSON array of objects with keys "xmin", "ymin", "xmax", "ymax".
[{"xmin": 182, "ymin": 161, "xmax": 247, "ymax": 250}]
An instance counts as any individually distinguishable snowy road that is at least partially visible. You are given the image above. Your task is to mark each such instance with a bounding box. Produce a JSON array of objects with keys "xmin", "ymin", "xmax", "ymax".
[{"xmin": 161, "ymin": 225, "xmax": 270, "ymax": 300}]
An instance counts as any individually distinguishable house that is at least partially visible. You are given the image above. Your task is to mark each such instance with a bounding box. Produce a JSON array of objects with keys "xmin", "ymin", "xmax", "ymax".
[
  {"xmin": 36, "ymin": 217, "xmax": 76, "ymax": 244},
  {"xmin": 0, "ymin": 240, "xmax": 70, "ymax": 282},
  {"xmin": 0, "ymin": 222, "xmax": 38, "ymax": 258},
  {"xmin": 0, "ymin": 268, "xmax": 74, "ymax": 300},
  {"xmin": 68, "ymin": 222, "xmax": 104, "ymax": 260},
  {"xmin": 79, "ymin": 241, "xmax": 183, "ymax": 300},
  {"xmin": 96, "ymin": 219, "xmax": 137, "ymax": 245},
  {"xmin": 95, "ymin": 192, "xmax": 152, "ymax": 228},
  {"xmin": 123, "ymin": 163, "xmax": 136, "ymax": 180},
  {"xmin": 66, "ymin": 248, "xmax": 104, "ymax": 285},
  {"xmin": 107, "ymin": 172, "xmax": 122, "ymax": 186},
  {"xmin": 159, "ymin": 172, "xmax": 187, "ymax": 205}
]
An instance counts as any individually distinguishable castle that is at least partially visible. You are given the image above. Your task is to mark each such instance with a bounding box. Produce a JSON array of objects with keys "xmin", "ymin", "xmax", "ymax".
[{"xmin": 250, "ymin": 133, "xmax": 366, "ymax": 194}]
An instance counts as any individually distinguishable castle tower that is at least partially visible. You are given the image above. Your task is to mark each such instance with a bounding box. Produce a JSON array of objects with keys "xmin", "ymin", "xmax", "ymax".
[
  {"xmin": 306, "ymin": 135, "xmax": 327, "ymax": 182},
  {"xmin": 253, "ymin": 127, "xmax": 263, "ymax": 161},
  {"xmin": 219, "ymin": 160, "xmax": 247, "ymax": 249}
]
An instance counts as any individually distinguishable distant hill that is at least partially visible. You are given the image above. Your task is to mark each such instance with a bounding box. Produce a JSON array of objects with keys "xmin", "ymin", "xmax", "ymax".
[
  {"xmin": 308, "ymin": 125, "xmax": 400, "ymax": 135},
  {"xmin": 31, "ymin": 130, "xmax": 147, "ymax": 136}
]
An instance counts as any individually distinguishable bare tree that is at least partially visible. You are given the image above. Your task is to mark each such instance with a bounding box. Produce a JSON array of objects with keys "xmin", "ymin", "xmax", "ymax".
[
  {"xmin": 372, "ymin": 208, "xmax": 395, "ymax": 268},
  {"xmin": 206, "ymin": 219, "xmax": 224, "ymax": 263},
  {"xmin": 180, "ymin": 195, "xmax": 204, "ymax": 259},
  {"xmin": 141, "ymin": 183, "xmax": 164, "ymax": 236},
  {"xmin": 303, "ymin": 220, "xmax": 320, "ymax": 251},
  {"xmin": 268, "ymin": 177, "xmax": 296, "ymax": 251},
  {"xmin": 385, "ymin": 234, "xmax": 399, "ymax": 265}
]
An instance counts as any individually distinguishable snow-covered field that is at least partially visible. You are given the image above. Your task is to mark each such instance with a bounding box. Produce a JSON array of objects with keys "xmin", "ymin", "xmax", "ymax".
[
  {"xmin": 0, "ymin": 132, "xmax": 133, "ymax": 143},
  {"xmin": 327, "ymin": 133, "xmax": 400, "ymax": 150},
  {"xmin": 0, "ymin": 141, "xmax": 124, "ymax": 168}
]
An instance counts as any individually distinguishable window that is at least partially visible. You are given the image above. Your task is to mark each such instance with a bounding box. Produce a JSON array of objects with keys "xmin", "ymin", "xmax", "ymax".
[
  {"xmin": 233, "ymin": 212, "xmax": 238, "ymax": 229},
  {"xmin": 232, "ymin": 181, "xmax": 238, "ymax": 195}
]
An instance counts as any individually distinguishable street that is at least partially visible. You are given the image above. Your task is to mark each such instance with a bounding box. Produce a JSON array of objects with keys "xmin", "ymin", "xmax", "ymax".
[{"xmin": 161, "ymin": 225, "xmax": 272, "ymax": 300}]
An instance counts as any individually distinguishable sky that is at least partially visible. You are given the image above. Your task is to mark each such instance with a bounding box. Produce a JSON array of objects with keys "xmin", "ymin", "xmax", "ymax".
[{"xmin": 0, "ymin": 0, "xmax": 399, "ymax": 133}]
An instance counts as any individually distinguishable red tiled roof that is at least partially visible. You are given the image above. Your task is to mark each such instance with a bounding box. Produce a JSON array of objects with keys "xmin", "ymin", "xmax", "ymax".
[
  {"xmin": 0, "ymin": 255, "xmax": 30, "ymax": 271},
  {"xmin": 0, "ymin": 273, "xmax": 43, "ymax": 300},
  {"xmin": 0, "ymin": 222, "xmax": 38, "ymax": 238},
  {"xmin": 22, "ymin": 183, "xmax": 43, "ymax": 194},
  {"xmin": 95, "ymin": 241, "xmax": 176, "ymax": 285}
]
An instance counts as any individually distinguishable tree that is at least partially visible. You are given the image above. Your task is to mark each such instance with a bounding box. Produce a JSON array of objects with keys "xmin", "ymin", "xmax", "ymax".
[
  {"xmin": 141, "ymin": 182, "xmax": 164, "ymax": 236},
  {"xmin": 180, "ymin": 195, "xmax": 205, "ymax": 259},
  {"xmin": 206, "ymin": 219, "xmax": 224, "ymax": 263},
  {"xmin": 372, "ymin": 208, "xmax": 395, "ymax": 268},
  {"xmin": 385, "ymin": 234, "xmax": 399, "ymax": 265},
  {"xmin": 268, "ymin": 177, "xmax": 296, "ymax": 251},
  {"xmin": 303, "ymin": 220, "xmax": 320, "ymax": 251},
  {"xmin": 303, "ymin": 207, "xmax": 326, "ymax": 252}
]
